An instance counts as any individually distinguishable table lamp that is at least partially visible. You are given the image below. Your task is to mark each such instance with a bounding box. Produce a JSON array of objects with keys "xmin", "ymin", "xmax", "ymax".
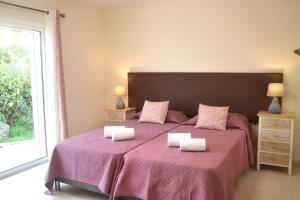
[
  {"xmin": 114, "ymin": 85, "xmax": 126, "ymax": 109},
  {"xmin": 267, "ymin": 83, "xmax": 284, "ymax": 114}
]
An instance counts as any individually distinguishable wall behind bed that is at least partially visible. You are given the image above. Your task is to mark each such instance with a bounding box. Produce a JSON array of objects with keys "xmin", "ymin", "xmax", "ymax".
[{"xmin": 103, "ymin": 0, "xmax": 300, "ymax": 161}]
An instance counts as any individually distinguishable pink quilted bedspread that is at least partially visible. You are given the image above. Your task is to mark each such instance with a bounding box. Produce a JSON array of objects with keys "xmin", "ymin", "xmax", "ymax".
[
  {"xmin": 113, "ymin": 125, "xmax": 253, "ymax": 200},
  {"xmin": 45, "ymin": 119, "xmax": 179, "ymax": 195}
]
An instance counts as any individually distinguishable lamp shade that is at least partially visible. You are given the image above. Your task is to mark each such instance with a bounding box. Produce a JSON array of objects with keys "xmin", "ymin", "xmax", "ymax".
[
  {"xmin": 267, "ymin": 83, "xmax": 284, "ymax": 97},
  {"xmin": 114, "ymin": 85, "xmax": 126, "ymax": 96}
]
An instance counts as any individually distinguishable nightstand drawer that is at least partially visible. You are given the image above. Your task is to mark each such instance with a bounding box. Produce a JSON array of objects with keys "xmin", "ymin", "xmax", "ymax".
[
  {"xmin": 261, "ymin": 129, "xmax": 290, "ymax": 143},
  {"xmin": 105, "ymin": 107, "xmax": 136, "ymax": 125},
  {"xmin": 260, "ymin": 152, "xmax": 289, "ymax": 166},
  {"xmin": 257, "ymin": 111, "xmax": 295, "ymax": 175},
  {"xmin": 106, "ymin": 111, "xmax": 124, "ymax": 121},
  {"xmin": 261, "ymin": 141, "xmax": 289, "ymax": 154},
  {"xmin": 261, "ymin": 118, "xmax": 291, "ymax": 131}
]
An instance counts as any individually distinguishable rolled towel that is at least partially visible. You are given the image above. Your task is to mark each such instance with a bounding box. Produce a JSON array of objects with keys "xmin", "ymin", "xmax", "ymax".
[
  {"xmin": 112, "ymin": 128, "xmax": 135, "ymax": 141},
  {"xmin": 167, "ymin": 133, "xmax": 191, "ymax": 147},
  {"xmin": 104, "ymin": 126, "xmax": 126, "ymax": 138},
  {"xmin": 180, "ymin": 138, "xmax": 206, "ymax": 152}
]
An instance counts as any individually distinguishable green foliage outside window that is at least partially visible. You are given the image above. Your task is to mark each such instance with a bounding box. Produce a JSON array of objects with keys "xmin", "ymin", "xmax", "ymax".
[{"xmin": 0, "ymin": 29, "xmax": 34, "ymax": 143}]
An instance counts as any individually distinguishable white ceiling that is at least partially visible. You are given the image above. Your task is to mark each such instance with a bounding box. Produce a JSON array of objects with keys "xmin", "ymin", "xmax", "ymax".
[{"xmin": 84, "ymin": 0, "xmax": 134, "ymax": 6}]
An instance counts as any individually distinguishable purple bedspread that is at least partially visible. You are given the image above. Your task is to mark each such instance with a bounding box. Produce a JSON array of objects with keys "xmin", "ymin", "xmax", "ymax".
[
  {"xmin": 113, "ymin": 125, "xmax": 253, "ymax": 200},
  {"xmin": 45, "ymin": 119, "xmax": 179, "ymax": 195}
]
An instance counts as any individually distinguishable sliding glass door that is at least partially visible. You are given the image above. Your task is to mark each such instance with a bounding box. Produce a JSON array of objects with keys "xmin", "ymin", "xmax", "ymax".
[{"xmin": 0, "ymin": 23, "xmax": 47, "ymax": 174}]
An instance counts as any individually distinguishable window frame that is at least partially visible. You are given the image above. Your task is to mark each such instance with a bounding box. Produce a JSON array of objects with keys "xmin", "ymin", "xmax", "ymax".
[{"xmin": 0, "ymin": 17, "xmax": 48, "ymax": 178}]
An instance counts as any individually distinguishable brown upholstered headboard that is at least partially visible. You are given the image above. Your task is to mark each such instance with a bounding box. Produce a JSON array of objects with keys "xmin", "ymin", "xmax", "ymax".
[{"xmin": 128, "ymin": 72, "xmax": 283, "ymax": 123}]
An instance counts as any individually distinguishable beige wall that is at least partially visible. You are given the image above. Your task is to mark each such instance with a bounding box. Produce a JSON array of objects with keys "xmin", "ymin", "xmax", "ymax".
[
  {"xmin": 103, "ymin": 0, "xmax": 300, "ymax": 161},
  {"xmin": 2, "ymin": 0, "xmax": 300, "ymax": 161},
  {"xmin": 0, "ymin": 0, "xmax": 106, "ymax": 136}
]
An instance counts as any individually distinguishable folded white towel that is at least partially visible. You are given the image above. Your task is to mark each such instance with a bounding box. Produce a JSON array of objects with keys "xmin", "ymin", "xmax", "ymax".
[
  {"xmin": 167, "ymin": 133, "xmax": 191, "ymax": 147},
  {"xmin": 180, "ymin": 138, "xmax": 206, "ymax": 152},
  {"xmin": 104, "ymin": 126, "xmax": 126, "ymax": 138},
  {"xmin": 112, "ymin": 128, "xmax": 135, "ymax": 141}
]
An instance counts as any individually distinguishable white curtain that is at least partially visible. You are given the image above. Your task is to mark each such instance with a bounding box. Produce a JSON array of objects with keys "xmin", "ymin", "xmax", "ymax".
[{"xmin": 44, "ymin": 9, "xmax": 68, "ymax": 156}]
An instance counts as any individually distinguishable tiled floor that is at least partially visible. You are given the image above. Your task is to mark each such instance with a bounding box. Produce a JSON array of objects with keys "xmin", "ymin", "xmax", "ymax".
[{"xmin": 0, "ymin": 163, "xmax": 299, "ymax": 200}]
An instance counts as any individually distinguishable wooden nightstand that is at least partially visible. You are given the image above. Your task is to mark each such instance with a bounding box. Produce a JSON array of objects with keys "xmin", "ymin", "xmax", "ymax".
[
  {"xmin": 104, "ymin": 107, "xmax": 136, "ymax": 125},
  {"xmin": 257, "ymin": 110, "xmax": 295, "ymax": 175}
]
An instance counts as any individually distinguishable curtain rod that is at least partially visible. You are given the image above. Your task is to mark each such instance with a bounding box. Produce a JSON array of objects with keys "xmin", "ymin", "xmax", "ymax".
[{"xmin": 0, "ymin": 0, "xmax": 65, "ymax": 18}]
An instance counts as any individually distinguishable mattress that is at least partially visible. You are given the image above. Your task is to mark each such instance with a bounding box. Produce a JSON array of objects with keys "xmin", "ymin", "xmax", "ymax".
[{"xmin": 45, "ymin": 119, "xmax": 180, "ymax": 195}]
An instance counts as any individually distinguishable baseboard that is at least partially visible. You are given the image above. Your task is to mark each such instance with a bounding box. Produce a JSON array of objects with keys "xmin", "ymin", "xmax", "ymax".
[{"xmin": 293, "ymin": 160, "xmax": 300, "ymax": 166}]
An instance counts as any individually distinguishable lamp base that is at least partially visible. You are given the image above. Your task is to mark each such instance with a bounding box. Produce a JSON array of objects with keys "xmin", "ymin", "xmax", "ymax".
[
  {"xmin": 268, "ymin": 97, "xmax": 281, "ymax": 114},
  {"xmin": 116, "ymin": 97, "xmax": 125, "ymax": 109}
]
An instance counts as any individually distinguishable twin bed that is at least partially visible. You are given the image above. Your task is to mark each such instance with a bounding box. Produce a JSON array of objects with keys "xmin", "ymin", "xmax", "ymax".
[
  {"xmin": 45, "ymin": 119, "xmax": 180, "ymax": 195},
  {"xmin": 114, "ymin": 121, "xmax": 252, "ymax": 200},
  {"xmin": 45, "ymin": 72, "xmax": 283, "ymax": 200}
]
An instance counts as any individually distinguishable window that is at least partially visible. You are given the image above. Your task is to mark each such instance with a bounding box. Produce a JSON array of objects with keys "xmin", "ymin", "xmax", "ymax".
[{"xmin": 0, "ymin": 22, "xmax": 47, "ymax": 174}]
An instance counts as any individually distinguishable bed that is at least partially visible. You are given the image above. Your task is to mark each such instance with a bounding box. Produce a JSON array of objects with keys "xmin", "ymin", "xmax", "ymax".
[
  {"xmin": 45, "ymin": 72, "xmax": 283, "ymax": 199},
  {"xmin": 112, "ymin": 72, "xmax": 282, "ymax": 200},
  {"xmin": 45, "ymin": 119, "xmax": 180, "ymax": 195},
  {"xmin": 113, "ymin": 116, "xmax": 253, "ymax": 200}
]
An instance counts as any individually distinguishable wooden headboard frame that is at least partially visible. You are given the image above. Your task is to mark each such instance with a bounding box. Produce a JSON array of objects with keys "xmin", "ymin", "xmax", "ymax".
[{"xmin": 128, "ymin": 72, "xmax": 283, "ymax": 123}]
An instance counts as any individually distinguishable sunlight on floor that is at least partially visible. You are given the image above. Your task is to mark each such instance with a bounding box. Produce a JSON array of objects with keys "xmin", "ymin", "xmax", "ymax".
[{"xmin": 0, "ymin": 140, "xmax": 43, "ymax": 172}]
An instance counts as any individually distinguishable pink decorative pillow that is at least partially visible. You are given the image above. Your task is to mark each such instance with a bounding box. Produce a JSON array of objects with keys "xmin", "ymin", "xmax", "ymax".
[
  {"xmin": 132, "ymin": 110, "xmax": 189, "ymax": 124},
  {"xmin": 183, "ymin": 115, "xmax": 198, "ymax": 125},
  {"xmin": 138, "ymin": 100, "xmax": 169, "ymax": 124},
  {"xmin": 166, "ymin": 110, "xmax": 189, "ymax": 123},
  {"xmin": 195, "ymin": 104, "xmax": 229, "ymax": 131},
  {"xmin": 130, "ymin": 112, "xmax": 141, "ymax": 119},
  {"xmin": 227, "ymin": 113, "xmax": 249, "ymax": 129},
  {"xmin": 184, "ymin": 113, "xmax": 249, "ymax": 129}
]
